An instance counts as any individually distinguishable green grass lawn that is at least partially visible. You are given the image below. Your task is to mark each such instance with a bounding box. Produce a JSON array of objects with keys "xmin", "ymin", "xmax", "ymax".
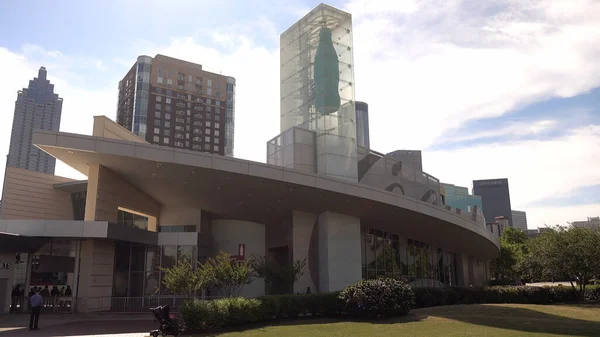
[{"xmin": 190, "ymin": 303, "xmax": 600, "ymax": 337}]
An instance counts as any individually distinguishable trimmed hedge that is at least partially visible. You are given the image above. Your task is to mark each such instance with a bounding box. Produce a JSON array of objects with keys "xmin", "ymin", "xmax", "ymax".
[
  {"xmin": 181, "ymin": 293, "xmax": 342, "ymax": 332},
  {"xmin": 339, "ymin": 278, "xmax": 414, "ymax": 318},
  {"xmin": 181, "ymin": 283, "xmax": 584, "ymax": 332},
  {"xmin": 413, "ymin": 285, "xmax": 580, "ymax": 308}
]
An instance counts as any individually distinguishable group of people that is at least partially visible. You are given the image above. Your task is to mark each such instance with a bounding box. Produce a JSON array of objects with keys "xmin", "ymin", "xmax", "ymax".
[{"xmin": 10, "ymin": 284, "xmax": 73, "ymax": 331}]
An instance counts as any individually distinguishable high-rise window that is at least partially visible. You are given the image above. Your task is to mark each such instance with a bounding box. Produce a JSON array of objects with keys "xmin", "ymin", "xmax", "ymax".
[
  {"xmin": 157, "ymin": 77, "xmax": 164, "ymax": 84},
  {"xmin": 154, "ymin": 128, "xmax": 160, "ymax": 134},
  {"xmin": 206, "ymin": 87, "xmax": 212, "ymax": 96},
  {"xmin": 166, "ymin": 98, "xmax": 171, "ymax": 104},
  {"xmin": 153, "ymin": 136, "xmax": 160, "ymax": 142},
  {"xmin": 164, "ymin": 137, "xmax": 169, "ymax": 144},
  {"xmin": 156, "ymin": 96, "xmax": 162, "ymax": 102},
  {"xmin": 214, "ymin": 145, "xmax": 219, "ymax": 152}
]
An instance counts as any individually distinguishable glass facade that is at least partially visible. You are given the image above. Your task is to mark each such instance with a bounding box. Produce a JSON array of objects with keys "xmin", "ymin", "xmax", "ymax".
[
  {"xmin": 225, "ymin": 76, "xmax": 236, "ymax": 156},
  {"xmin": 361, "ymin": 228, "xmax": 456, "ymax": 287},
  {"xmin": 442, "ymin": 184, "xmax": 483, "ymax": 214},
  {"xmin": 132, "ymin": 56, "xmax": 152, "ymax": 139},
  {"xmin": 112, "ymin": 243, "xmax": 198, "ymax": 297},
  {"xmin": 280, "ymin": 4, "xmax": 357, "ymax": 182}
]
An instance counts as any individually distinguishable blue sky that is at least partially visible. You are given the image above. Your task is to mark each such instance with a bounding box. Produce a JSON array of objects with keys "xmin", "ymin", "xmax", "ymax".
[{"xmin": 0, "ymin": 0, "xmax": 599, "ymax": 228}]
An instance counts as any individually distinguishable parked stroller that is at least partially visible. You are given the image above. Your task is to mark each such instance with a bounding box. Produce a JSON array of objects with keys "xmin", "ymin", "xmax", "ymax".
[{"xmin": 150, "ymin": 305, "xmax": 181, "ymax": 337}]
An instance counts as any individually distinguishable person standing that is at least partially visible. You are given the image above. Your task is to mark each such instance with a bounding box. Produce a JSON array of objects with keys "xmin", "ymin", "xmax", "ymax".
[
  {"xmin": 29, "ymin": 290, "xmax": 43, "ymax": 330},
  {"xmin": 10, "ymin": 285, "xmax": 21, "ymax": 313}
]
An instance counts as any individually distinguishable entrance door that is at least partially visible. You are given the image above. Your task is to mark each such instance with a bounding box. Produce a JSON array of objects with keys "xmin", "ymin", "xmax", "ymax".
[{"xmin": 0, "ymin": 279, "xmax": 7, "ymax": 313}]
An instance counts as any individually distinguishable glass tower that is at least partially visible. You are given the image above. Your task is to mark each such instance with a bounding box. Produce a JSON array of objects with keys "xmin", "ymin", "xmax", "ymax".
[{"xmin": 280, "ymin": 4, "xmax": 357, "ymax": 182}]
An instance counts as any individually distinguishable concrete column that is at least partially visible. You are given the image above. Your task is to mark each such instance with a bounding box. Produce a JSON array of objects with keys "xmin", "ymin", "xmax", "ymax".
[
  {"xmin": 76, "ymin": 239, "xmax": 115, "ymax": 312},
  {"xmin": 317, "ymin": 211, "xmax": 362, "ymax": 292},
  {"xmin": 72, "ymin": 240, "xmax": 81, "ymax": 312},
  {"xmin": 292, "ymin": 211, "xmax": 317, "ymax": 294}
]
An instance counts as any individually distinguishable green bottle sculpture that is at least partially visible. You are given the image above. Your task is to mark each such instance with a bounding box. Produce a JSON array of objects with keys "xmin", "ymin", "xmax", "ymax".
[{"xmin": 314, "ymin": 26, "xmax": 340, "ymax": 115}]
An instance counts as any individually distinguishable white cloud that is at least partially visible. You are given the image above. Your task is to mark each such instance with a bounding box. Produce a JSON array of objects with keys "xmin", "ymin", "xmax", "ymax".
[
  {"xmin": 1, "ymin": 1, "xmax": 599, "ymax": 229},
  {"xmin": 425, "ymin": 125, "xmax": 600, "ymax": 228},
  {"xmin": 344, "ymin": 0, "xmax": 600, "ymax": 228},
  {"xmin": 447, "ymin": 119, "xmax": 557, "ymax": 143}
]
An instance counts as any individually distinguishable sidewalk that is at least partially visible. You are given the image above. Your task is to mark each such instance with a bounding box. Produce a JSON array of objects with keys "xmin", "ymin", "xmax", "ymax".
[{"xmin": 0, "ymin": 313, "xmax": 155, "ymax": 336}]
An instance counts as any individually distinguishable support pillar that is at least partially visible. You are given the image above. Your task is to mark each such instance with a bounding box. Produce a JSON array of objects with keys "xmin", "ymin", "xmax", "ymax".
[{"xmin": 317, "ymin": 211, "xmax": 362, "ymax": 292}]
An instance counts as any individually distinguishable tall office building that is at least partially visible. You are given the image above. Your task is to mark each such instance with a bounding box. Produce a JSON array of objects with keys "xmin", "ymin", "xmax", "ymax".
[
  {"xmin": 473, "ymin": 178, "xmax": 513, "ymax": 227},
  {"xmin": 7, "ymin": 67, "xmax": 62, "ymax": 174},
  {"xmin": 116, "ymin": 55, "xmax": 235, "ymax": 156},
  {"xmin": 511, "ymin": 210, "xmax": 528, "ymax": 230},
  {"xmin": 356, "ymin": 101, "xmax": 370, "ymax": 148}
]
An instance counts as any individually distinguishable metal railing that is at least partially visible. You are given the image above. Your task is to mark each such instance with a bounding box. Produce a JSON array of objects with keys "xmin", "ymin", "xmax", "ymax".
[{"xmin": 75, "ymin": 295, "xmax": 221, "ymax": 313}]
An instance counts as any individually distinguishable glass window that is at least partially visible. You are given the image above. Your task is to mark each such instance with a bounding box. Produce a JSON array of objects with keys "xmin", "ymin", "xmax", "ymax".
[
  {"xmin": 165, "ymin": 113, "xmax": 171, "ymax": 120},
  {"xmin": 216, "ymin": 101, "xmax": 220, "ymax": 107},
  {"xmin": 167, "ymin": 79, "xmax": 173, "ymax": 85},
  {"xmin": 153, "ymin": 136, "xmax": 159, "ymax": 142},
  {"xmin": 155, "ymin": 103, "xmax": 161, "ymax": 110},
  {"xmin": 206, "ymin": 128, "xmax": 211, "ymax": 135},
  {"xmin": 178, "ymin": 246, "xmax": 193, "ymax": 264},
  {"xmin": 207, "ymin": 87, "xmax": 212, "ymax": 96},
  {"xmin": 214, "ymin": 138, "xmax": 219, "ymax": 144},
  {"xmin": 166, "ymin": 98, "xmax": 171, "ymax": 104},
  {"xmin": 205, "ymin": 136, "xmax": 210, "ymax": 142},
  {"xmin": 154, "ymin": 127, "xmax": 159, "ymax": 134},
  {"xmin": 188, "ymin": 75, "xmax": 193, "ymax": 82},
  {"xmin": 214, "ymin": 145, "xmax": 219, "ymax": 152},
  {"xmin": 165, "ymin": 121, "xmax": 170, "ymax": 128},
  {"xmin": 163, "ymin": 137, "xmax": 169, "ymax": 144},
  {"xmin": 165, "ymin": 105, "xmax": 171, "ymax": 112},
  {"xmin": 145, "ymin": 272, "xmax": 160, "ymax": 295},
  {"xmin": 157, "ymin": 77, "xmax": 163, "ymax": 84},
  {"xmin": 206, "ymin": 121, "xmax": 211, "ymax": 127},
  {"xmin": 204, "ymin": 144, "xmax": 210, "ymax": 150},
  {"xmin": 207, "ymin": 79, "xmax": 212, "ymax": 87},
  {"xmin": 131, "ymin": 246, "xmax": 146, "ymax": 271},
  {"xmin": 215, "ymin": 122, "xmax": 220, "ymax": 129},
  {"xmin": 161, "ymin": 246, "xmax": 177, "ymax": 269},
  {"xmin": 156, "ymin": 96, "xmax": 162, "ymax": 102},
  {"xmin": 207, "ymin": 99, "xmax": 212, "ymax": 105},
  {"xmin": 215, "ymin": 130, "xmax": 220, "ymax": 136},
  {"xmin": 155, "ymin": 111, "xmax": 161, "ymax": 118}
]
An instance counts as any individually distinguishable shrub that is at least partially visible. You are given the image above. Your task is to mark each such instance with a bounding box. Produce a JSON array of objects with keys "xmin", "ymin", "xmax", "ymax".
[
  {"xmin": 411, "ymin": 285, "xmax": 579, "ymax": 308},
  {"xmin": 181, "ymin": 297, "xmax": 263, "ymax": 331},
  {"xmin": 338, "ymin": 278, "xmax": 415, "ymax": 318},
  {"xmin": 584, "ymin": 287, "xmax": 600, "ymax": 302}
]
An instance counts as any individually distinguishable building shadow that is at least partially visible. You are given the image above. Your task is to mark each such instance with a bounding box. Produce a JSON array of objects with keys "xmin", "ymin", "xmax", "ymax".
[
  {"xmin": 414, "ymin": 304, "xmax": 600, "ymax": 337},
  {"xmin": 194, "ymin": 314, "xmax": 425, "ymax": 336},
  {"xmin": 0, "ymin": 319, "xmax": 155, "ymax": 336}
]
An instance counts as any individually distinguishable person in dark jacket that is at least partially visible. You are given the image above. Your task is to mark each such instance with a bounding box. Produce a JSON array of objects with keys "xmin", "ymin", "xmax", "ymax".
[{"xmin": 10, "ymin": 285, "xmax": 21, "ymax": 313}]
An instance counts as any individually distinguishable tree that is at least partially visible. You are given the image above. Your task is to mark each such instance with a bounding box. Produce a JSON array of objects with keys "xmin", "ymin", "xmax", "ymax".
[
  {"xmin": 160, "ymin": 259, "xmax": 205, "ymax": 298},
  {"xmin": 491, "ymin": 227, "xmax": 528, "ymax": 282},
  {"xmin": 252, "ymin": 256, "xmax": 307, "ymax": 294},
  {"xmin": 202, "ymin": 251, "xmax": 254, "ymax": 298},
  {"xmin": 522, "ymin": 226, "xmax": 600, "ymax": 298}
]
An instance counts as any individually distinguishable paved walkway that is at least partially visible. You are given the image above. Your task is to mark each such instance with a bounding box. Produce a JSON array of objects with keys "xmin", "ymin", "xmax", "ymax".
[{"xmin": 0, "ymin": 314, "xmax": 157, "ymax": 337}]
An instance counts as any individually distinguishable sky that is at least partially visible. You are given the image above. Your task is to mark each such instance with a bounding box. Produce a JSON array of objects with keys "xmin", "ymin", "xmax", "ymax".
[{"xmin": 0, "ymin": 0, "xmax": 598, "ymax": 229}]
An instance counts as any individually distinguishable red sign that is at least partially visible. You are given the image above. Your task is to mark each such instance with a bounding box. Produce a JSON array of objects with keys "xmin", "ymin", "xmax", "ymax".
[{"xmin": 238, "ymin": 244, "xmax": 245, "ymax": 260}]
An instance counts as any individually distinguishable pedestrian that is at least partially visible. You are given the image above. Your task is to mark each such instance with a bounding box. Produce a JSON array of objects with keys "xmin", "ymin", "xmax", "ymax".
[
  {"xmin": 29, "ymin": 289, "xmax": 43, "ymax": 331},
  {"xmin": 10, "ymin": 285, "xmax": 21, "ymax": 313},
  {"xmin": 41, "ymin": 285, "xmax": 50, "ymax": 307}
]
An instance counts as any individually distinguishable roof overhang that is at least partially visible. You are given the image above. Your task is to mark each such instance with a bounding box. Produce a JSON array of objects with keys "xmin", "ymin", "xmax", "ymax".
[{"xmin": 32, "ymin": 130, "xmax": 500, "ymax": 259}]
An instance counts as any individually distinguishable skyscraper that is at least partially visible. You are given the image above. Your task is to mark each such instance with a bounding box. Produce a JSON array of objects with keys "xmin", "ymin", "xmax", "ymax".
[
  {"xmin": 511, "ymin": 210, "xmax": 528, "ymax": 230},
  {"xmin": 7, "ymin": 67, "xmax": 62, "ymax": 174},
  {"xmin": 473, "ymin": 178, "xmax": 513, "ymax": 227},
  {"xmin": 116, "ymin": 55, "xmax": 236, "ymax": 156},
  {"xmin": 356, "ymin": 101, "xmax": 370, "ymax": 148}
]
